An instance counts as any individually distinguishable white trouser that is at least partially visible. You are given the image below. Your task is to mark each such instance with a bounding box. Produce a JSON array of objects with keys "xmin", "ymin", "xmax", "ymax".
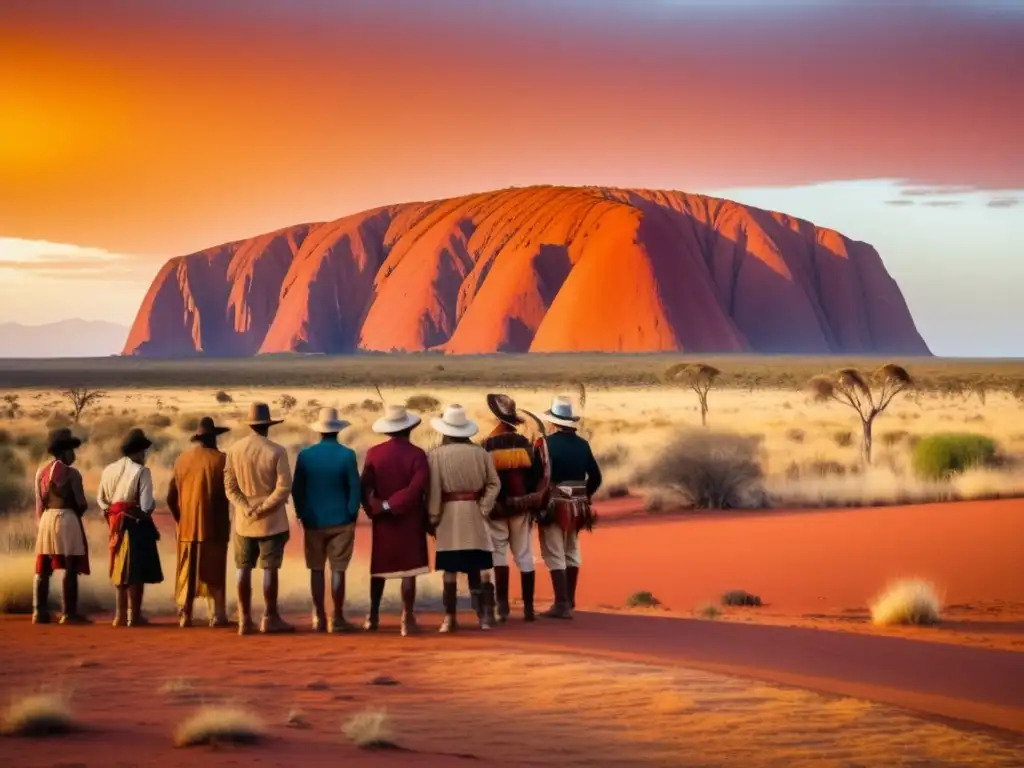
[
  {"xmin": 539, "ymin": 524, "xmax": 581, "ymax": 571},
  {"xmin": 486, "ymin": 514, "xmax": 535, "ymax": 572}
]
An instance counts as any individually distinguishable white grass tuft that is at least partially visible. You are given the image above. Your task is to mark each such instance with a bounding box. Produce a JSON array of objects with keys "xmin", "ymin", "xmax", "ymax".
[
  {"xmin": 174, "ymin": 706, "xmax": 265, "ymax": 747},
  {"xmin": 869, "ymin": 578, "xmax": 943, "ymax": 626},
  {"xmin": 2, "ymin": 692, "xmax": 75, "ymax": 737},
  {"xmin": 343, "ymin": 708, "xmax": 396, "ymax": 749}
]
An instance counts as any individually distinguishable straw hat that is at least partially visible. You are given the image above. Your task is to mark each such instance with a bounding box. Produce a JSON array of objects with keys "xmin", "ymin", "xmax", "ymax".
[
  {"xmin": 542, "ymin": 395, "xmax": 581, "ymax": 429},
  {"xmin": 120, "ymin": 428, "xmax": 153, "ymax": 456},
  {"xmin": 310, "ymin": 407, "xmax": 350, "ymax": 434},
  {"xmin": 371, "ymin": 404, "xmax": 422, "ymax": 435},
  {"xmin": 486, "ymin": 393, "xmax": 525, "ymax": 426},
  {"xmin": 47, "ymin": 428, "xmax": 82, "ymax": 456},
  {"xmin": 430, "ymin": 404, "xmax": 479, "ymax": 439},
  {"xmin": 190, "ymin": 416, "xmax": 230, "ymax": 442},
  {"xmin": 245, "ymin": 402, "xmax": 283, "ymax": 427}
]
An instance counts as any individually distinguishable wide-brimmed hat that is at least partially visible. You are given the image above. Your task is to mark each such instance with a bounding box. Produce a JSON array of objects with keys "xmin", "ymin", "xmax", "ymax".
[
  {"xmin": 310, "ymin": 407, "xmax": 351, "ymax": 434},
  {"xmin": 371, "ymin": 404, "xmax": 421, "ymax": 435},
  {"xmin": 191, "ymin": 416, "xmax": 230, "ymax": 442},
  {"xmin": 542, "ymin": 395, "xmax": 581, "ymax": 429},
  {"xmin": 430, "ymin": 404, "xmax": 479, "ymax": 439},
  {"xmin": 486, "ymin": 393, "xmax": 524, "ymax": 426},
  {"xmin": 245, "ymin": 402, "xmax": 283, "ymax": 427},
  {"xmin": 47, "ymin": 428, "xmax": 82, "ymax": 456},
  {"xmin": 120, "ymin": 428, "xmax": 153, "ymax": 456}
]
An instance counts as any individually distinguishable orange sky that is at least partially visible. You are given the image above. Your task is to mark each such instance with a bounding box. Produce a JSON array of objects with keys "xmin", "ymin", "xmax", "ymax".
[{"xmin": 1, "ymin": 0, "xmax": 1022, "ymax": 257}]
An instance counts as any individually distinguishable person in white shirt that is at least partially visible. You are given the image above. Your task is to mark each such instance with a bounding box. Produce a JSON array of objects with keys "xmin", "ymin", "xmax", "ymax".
[{"xmin": 97, "ymin": 428, "xmax": 164, "ymax": 627}]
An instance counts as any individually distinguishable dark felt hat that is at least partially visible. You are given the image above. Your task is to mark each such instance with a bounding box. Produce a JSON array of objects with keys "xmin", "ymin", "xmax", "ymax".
[
  {"xmin": 486, "ymin": 393, "xmax": 525, "ymax": 426},
  {"xmin": 245, "ymin": 402, "xmax": 283, "ymax": 427},
  {"xmin": 47, "ymin": 428, "xmax": 82, "ymax": 456},
  {"xmin": 191, "ymin": 416, "xmax": 230, "ymax": 442},
  {"xmin": 120, "ymin": 428, "xmax": 153, "ymax": 456}
]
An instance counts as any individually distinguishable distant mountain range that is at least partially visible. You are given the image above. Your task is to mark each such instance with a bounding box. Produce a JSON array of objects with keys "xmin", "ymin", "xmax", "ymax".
[{"xmin": 0, "ymin": 320, "xmax": 130, "ymax": 358}]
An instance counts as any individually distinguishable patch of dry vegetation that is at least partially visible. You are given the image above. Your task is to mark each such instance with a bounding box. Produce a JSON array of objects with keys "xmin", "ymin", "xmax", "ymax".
[
  {"xmin": 2, "ymin": 693, "xmax": 75, "ymax": 737},
  {"xmin": 870, "ymin": 579, "xmax": 942, "ymax": 626},
  {"xmin": 174, "ymin": 706, "xmax": 265, "ymax": 747},
  {"xmin": 342, "ymin": 708, "xmax": 396, "ymax": 749}
]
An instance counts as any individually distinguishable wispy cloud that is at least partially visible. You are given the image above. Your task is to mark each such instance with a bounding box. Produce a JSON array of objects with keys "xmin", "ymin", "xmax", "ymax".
[
  {"xmin": 0, "ymin": 238, "xmax": 151, "ymax": 280},
  {"xmin": 987, "ymin": 197, "xmax": 1020, "ymax": 209}
]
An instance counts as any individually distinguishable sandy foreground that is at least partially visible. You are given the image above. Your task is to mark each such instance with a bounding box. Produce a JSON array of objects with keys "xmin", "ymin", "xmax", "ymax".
[{"xmin": 2, "ymin": 498, "xmax": 1023, "ymax": 766}]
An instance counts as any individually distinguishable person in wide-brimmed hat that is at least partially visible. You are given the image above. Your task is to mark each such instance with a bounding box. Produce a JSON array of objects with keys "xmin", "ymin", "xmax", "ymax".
[
  {"xmin": 426, "ymin": 404, "xmax": 501, "ymax": 633},
  {"xmin": 360, "ymin": 404, "xmax": 430, "ymax": 636},
  {"xmin": 167, "ymin": 417, "xmax": 233, "ymax": 628},
  {"xmin": 535, "ymin": 396, "xmax": 602, "ymax": 619},
  {"xmin": 224, "ymin": 402, "xmax": 293, "ymax": 635},
  {"xmin": 32, "ymin": 428, "xmax": 91, "ymax": 625},
  {"xmin": 481, "ymin": 394, "xmax": 543, "ymax": 623},
  {"xmin": 98, "ymin": 427, "xmax": 164, "ymax": 627},
  {"xmin": 292, "ymin": 408, "xmax": 360, "ymax": 633}
]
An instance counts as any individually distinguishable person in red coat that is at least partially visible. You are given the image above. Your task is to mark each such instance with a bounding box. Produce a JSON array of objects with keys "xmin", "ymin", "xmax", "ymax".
[{"xmin": 360, "ymin": 404, "xmax": 431, "ymax": 637}]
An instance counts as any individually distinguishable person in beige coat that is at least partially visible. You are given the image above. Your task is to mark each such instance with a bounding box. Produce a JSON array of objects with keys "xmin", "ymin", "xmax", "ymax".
[
  {"xmin": 427, "ymin": 404, "xmax": 500, "ymax": 633},
  {"xmin": 224, "ymin": 403, "xmax": 293, "ymax": 635}
]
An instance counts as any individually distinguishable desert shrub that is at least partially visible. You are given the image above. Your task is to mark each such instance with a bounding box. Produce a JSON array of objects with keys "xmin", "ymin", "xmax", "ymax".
[
  {"xmin": 1, "ymin": 692, "xmax": 75, "ymax": 737},
  {"xmin": 695, "ymin": 603, "xmax": 721, "ymax": 619},
  {"xmin": 832, "ymin": 430, "xmax": 854, "ymax": 448},
  {"xmin": 785, "ymin": 428, "xmax": 805, "ymax": 444},
  {"xmin": 176, "ymin": 414, "xmax": 202, "ymax": 432},
  {"xmin": 86, "ymin": 415, "xmax": 136, "ymax": 447},
  {"xmin": 13, "ymin": 432, "xmax": 47, "ymax": 462},
  {"xmin": 405, "ymin": 394, "xmax": 440, "ymax": 413},
  {"xmin": 912, "ymin": 434, "xmax": 997, "ymax": 480},
  {"xmin": 636, "ymin": 430, "xmax": 764, "ymax": 509},
  {"xmin": 343, "ymin": 708, "xmax": 396, "ymax": 749},
  {"xmin": 880, "ymin": 430, "xmax": 910, "ymax": 447},
  {"xmin": 278, "ymin": 394, "xmax": 298, "ymax": 411},
  {"xmin": 214, "ymin": 391, "xmax": 233, "ymax": 404},
  {"xmin": 44, "ymin": 412, "xmax": 72, "ymax": 430},
  {"xmin": 0, "ymin": 446, "xmax": 29, "ymax": 515},
  {"xmin": 626, "ymin": 591, "xmax": 660, "ymax": 608},
  {"xmin": 721, "ymin": 589, "xmax": 762, "ymax": 607},
  {"xmin": 870, "ymin": 579, "xmax": 941, "ymax": 626},
  {"xmin": 174, "ymin": 707, "xmax": 264, "ymax": 747},
  {"xmin": 0, "ymin": 429, "xmax": 11, "ymax": 446},
  {"xmin": 143, "ymin": 413, "xmax": 173, "ymax": 430}
]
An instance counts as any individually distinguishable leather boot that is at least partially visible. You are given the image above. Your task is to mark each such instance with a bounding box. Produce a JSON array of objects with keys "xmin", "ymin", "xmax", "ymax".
[
  {"xmin": 60, "ymin": 570, "xmax": 91, "ymax": 624},
  {"xmin": 32, "ymin": 575, "xmax": 51, "ymax": 624},
  {"xmin": 400, "ymin": 577, "xmax": 419, "ymax": 637},
  {"xmin": 479, "ymin": 581, "xmax": 496, "ymax": 631},
  {"xmin": 237, "ymin": 568, "xmax": 255, "ymax": 635},
  {"xmin": 439, "ymin": 579, "xmax": 458, "ymax": 633},
  {"xmin": 363, "ymin": 577, "xmax": 384, "ymax": 631},
  {"xmin": 493, "ymin": 565, "xmax": 510, "ymax": 624},
  {"xmin": 541, "ymin": 569, "xmax": 572, "ymax": 619},
  {"xmin": 261, "ymin": 569, "xmax": 294, "ymax": 633},
  {"xmin": 112, "ymin": 587, "xmax": 128, "ymax": 627},
  {"xmin": 566, "ymin": 566, "xmax": 580, "ymax": 610},
  {"xmin": 521, "ymin": 571, "xmax": 536, "ymax": 622},
  {"xmin": 127, "ymin": 584, "xmax": 149, "ymax": 627},
  {"xmin": 310, "ymin": 570, "xmax": 327, "ymax": 632},
  {"xmin": 329, "ymin": 570, "xmax": 355, "ymax": 633}
]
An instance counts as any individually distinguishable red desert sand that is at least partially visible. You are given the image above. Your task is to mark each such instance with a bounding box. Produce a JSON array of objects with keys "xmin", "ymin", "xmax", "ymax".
[
  {"xmin": 2, "ymin": 499, "xmax": 1022, "ymax": 766},
  {"xmin": 122, "ymin": 186, "xmax": 929, "ymax": 358}
]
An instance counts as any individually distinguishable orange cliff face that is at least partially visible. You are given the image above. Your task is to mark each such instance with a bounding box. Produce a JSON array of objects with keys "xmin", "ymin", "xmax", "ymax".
[{"xmin": 121, "ymin": 187, "xmax": 931, "ymax": 357}]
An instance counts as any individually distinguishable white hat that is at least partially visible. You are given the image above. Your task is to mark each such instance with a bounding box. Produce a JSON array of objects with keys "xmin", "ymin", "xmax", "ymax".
[
  {"xmin": 372, "ymin": 404, "xmax": 422, "ymax": 435},
  {"xmin": 310, "ymin": 407, "xmax": 351, "ymax": 434},
  {"xmin": 430, "ymin": 404, "xmax": 479, "ymax": 439},
  {"xmin": 542, "ymin": 395, "xmax": 581, "ymax": 429}
]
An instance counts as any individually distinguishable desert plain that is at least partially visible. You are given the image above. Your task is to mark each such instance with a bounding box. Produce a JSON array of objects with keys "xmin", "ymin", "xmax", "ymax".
[{"xmin": 1, "ymin": 354, "xmax": 1023, "ymax": 766}]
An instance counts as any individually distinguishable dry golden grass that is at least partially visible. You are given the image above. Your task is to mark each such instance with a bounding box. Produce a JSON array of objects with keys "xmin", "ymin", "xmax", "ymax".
[
  {"xmin": 1, "ymin": 692, "xmax": 75, "ymax": 737},
  {"xmin": 870, "ymin": 579, "xmax": 943, "ymax": 627},
  {"xmin": 174, "ymin": 706, "xmax": 265, "ymax": 747},
  {"xmin": 342, "ymin": 708, "xmax": 396, "ymax": 749}
]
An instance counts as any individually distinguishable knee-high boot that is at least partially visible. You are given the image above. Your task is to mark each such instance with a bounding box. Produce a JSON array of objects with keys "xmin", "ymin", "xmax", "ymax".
[
  {"xmin": 60, "ymin": 570, "xmax": 90, "ymax": 624},
  {"xmin": 566, "ymin": 566, "xmax": 579, "ymax": 610},
  {"xmin": 261, "ymin": 569, "xmax": 294, "ymax": 634},
  {"xmin": 237, "ymin": 568, "xmax": 255, "ymax": 635},
  {"xmin": 520, "ymin": 571, "xmax": 536, "ymax": 622},
  {"xmin": 479, "ymin": 580, "xmax": 496, "ymax": 630},
  {"xmin": 32, "ymin": 575, "xmax": 51, "ymax": 624},
  {"xmin": 493, "ymin": 565, "xmax": 510, "ymax": 623},
  {"xmin": 400, "ymin": 577, "xmax": 419, "ymax": 637},
  {"xmin": 541, "ymin": 569, "xmax": 572, "ymax": 619},
  {"xmin": 439, "ymin": 577, "xmax": 458, "ymax": 633}
]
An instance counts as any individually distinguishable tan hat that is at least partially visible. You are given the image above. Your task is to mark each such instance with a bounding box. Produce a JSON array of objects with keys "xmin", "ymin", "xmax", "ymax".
[
  {"xmin": 372, "ymin": 404, "xmax": 422, "ymax": 435},
  {"xmin": 310, "ymin": 407, "xmax": 350, "ymax": 434},
  {"xmin": 245, "ymin": 402, "xmax": 283, "ymax": 427},
  {"xmin": 430, "ymin": 404, "xmax": 479, "ymax": 439}
]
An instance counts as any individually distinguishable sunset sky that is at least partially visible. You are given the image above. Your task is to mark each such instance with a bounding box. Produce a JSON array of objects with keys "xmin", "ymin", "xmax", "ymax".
[{"xmin": 1, "ymin": 0, "xmax": 1022, "ymax": 355}]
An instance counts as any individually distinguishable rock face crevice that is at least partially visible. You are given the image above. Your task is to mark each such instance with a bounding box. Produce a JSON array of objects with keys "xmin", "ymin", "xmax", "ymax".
[{"xmin": 122, "ymin": 186, "xmax": 930, "ymax": 357}]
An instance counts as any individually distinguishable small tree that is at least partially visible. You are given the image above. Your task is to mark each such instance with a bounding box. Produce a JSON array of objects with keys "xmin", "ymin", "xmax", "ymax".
[
  {"xmin": 665, "ymin": 363, "xmax": 721, "ymax": 427},
  {"xmin": 810, "ymin": 364, "xmax": 913, "ymax": 464},
  {"xmin": 278, "ymin": 394, "xmax": 298, "ymax": 412},
  {"xmin": 61, "ymin": 387, "xmax": 106, "ymax": 423}
]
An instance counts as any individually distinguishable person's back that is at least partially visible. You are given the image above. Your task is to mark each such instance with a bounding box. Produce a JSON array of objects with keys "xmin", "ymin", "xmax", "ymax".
[
  {"xmin": 294, "ymin": 440, "xmax": 360, "ymax": 529},
  {"xmin": 172, "ymin": 443, "xmax": 229, "ymax": 543},
  {"xmin": 225, "ymin": 432, "xmax": 291, "ymax": 539},
  {"xmin": 544, "ymin": 429, "xmax": 602, "ymax": 496}
]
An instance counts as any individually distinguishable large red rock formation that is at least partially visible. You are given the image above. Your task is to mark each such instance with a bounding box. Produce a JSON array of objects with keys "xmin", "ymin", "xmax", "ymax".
[{"xmin": 122, "ymin": 187, "xmax": 930, "ymax": 357}]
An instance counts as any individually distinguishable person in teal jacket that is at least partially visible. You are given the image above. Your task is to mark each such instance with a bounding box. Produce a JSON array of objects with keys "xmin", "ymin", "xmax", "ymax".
[{"xmin": 292, "ymin": 408, "xmax": 362, "ymax": 632}]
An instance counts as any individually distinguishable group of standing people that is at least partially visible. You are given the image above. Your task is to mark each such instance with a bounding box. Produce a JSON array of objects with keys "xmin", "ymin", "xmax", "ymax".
[{"xmin": 31, "ymin": 392, "xmax": 602, "ymax": 636}]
